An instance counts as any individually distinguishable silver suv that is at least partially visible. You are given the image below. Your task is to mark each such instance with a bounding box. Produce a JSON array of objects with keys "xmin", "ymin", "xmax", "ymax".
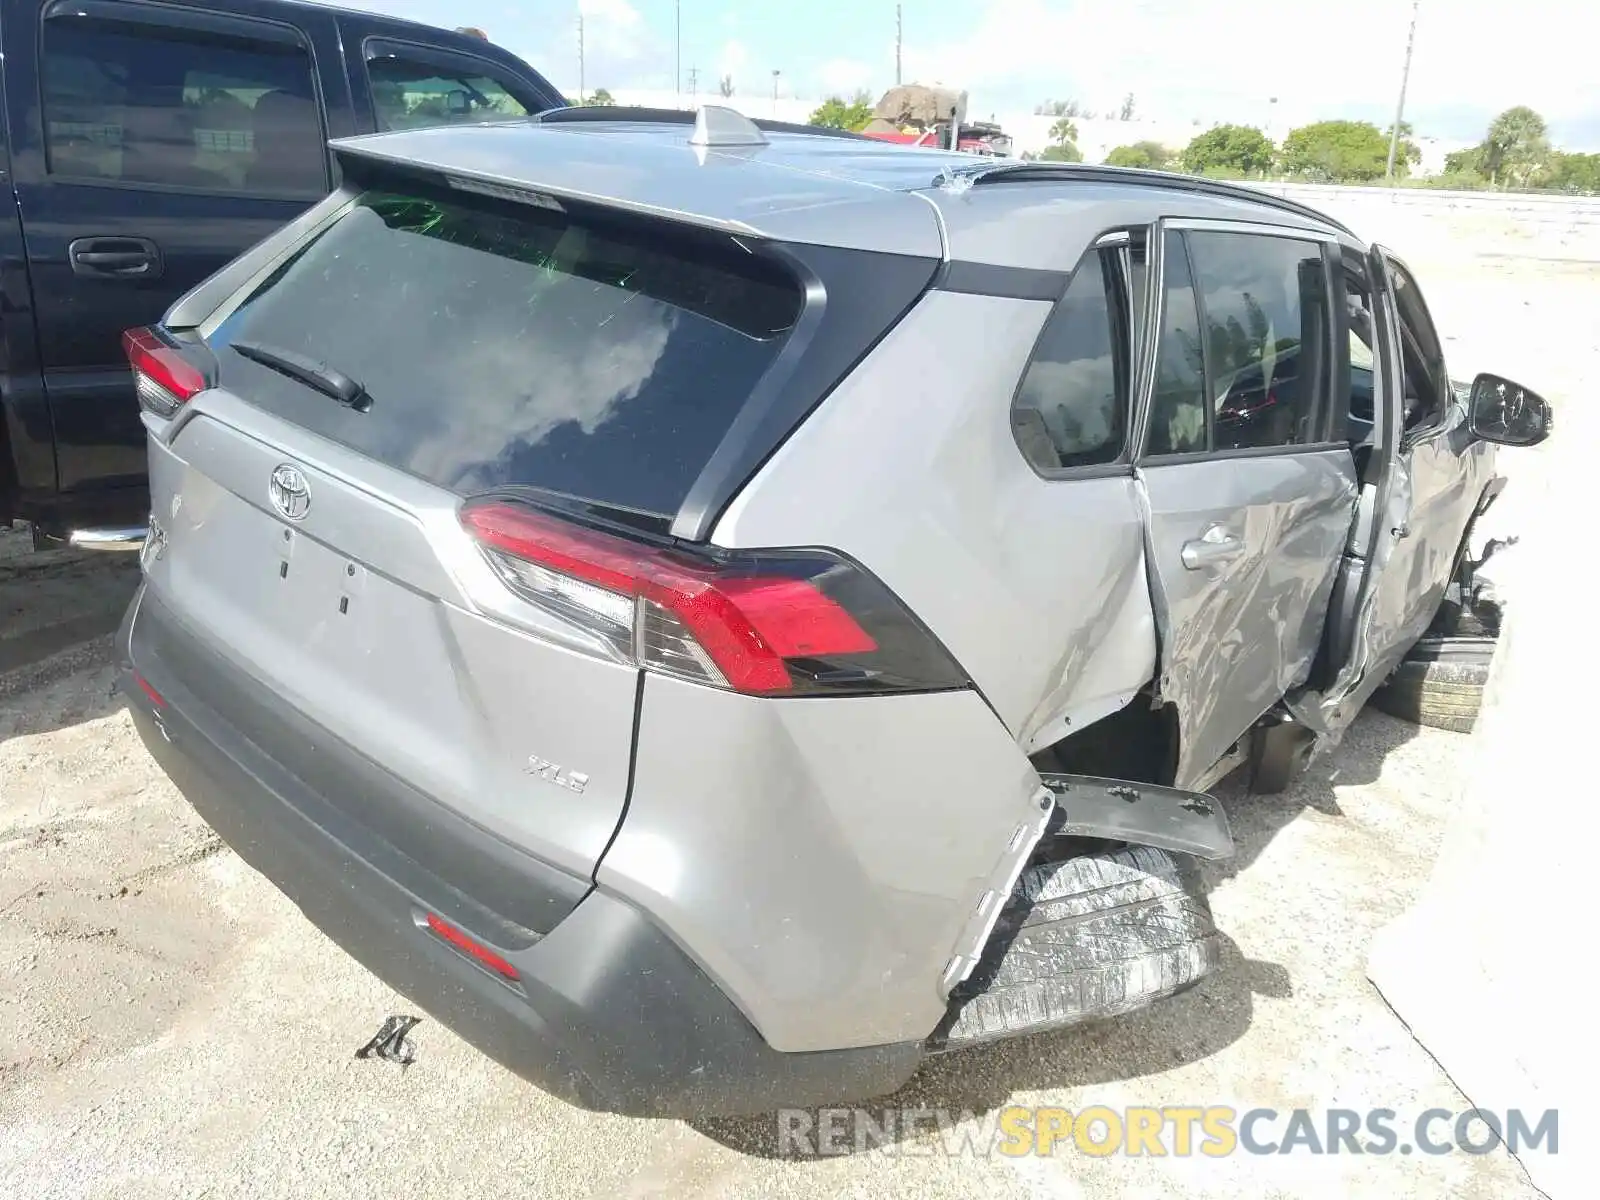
[{"xmin": 116, "ymin": 106, "xmax": 1550, "ymax": 1116}]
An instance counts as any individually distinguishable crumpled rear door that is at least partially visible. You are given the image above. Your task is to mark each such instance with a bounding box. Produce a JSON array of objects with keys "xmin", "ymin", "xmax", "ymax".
[{"xmin": 1295, "ymin": 244, "xmax": 1491, "ymax": 733}]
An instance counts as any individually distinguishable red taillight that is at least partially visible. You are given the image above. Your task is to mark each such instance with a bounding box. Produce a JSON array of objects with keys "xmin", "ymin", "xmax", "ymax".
[
  {"xmin": 460, "ymin": 500, "xmax": 965, "ymax": 698},
  {"xmin": 123, "ymin": 326, "xmax": 206, "ymax": 415},
  {"xmin": 424, "ymin": 912, "xmax": 521, "ymax": 981}
]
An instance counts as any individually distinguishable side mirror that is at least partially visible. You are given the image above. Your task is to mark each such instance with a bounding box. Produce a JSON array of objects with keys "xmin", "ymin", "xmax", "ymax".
[
  {"xmin": 445, "ymin": 89, "xmax": 472, "ymax": 116},
  {"xmin": 1467, "ymin": 373, "xmax": 1551, "ymax": 447}
]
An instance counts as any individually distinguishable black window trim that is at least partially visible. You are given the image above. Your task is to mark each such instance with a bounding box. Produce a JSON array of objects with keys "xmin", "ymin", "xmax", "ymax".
[
  {"xmin": 1006, "ymin": 224, "xmax": 1145, "ymax": 483},
  {"xmin": 43, "ymin": 0, "xmax": 305, "ymax": 46},
  {"xmin": 1136, "ymin": 217, "xmax": 1345, "ymax": 465},
  {"xmin": 1324, "ymin": 242, "xmax": 1353, "ymax": 446},
  {"xmin": 37, "ymin": 0, "xmax": 332, "ymax": 198},
  {"xmin": 360, "ymin": 35, "xmax": 560, "ymax": 125}
]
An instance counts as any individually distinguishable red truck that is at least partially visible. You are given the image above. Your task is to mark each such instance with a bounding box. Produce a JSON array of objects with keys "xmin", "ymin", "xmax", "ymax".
[{"xmin": 858, "ymin": 85, "xmax": 1013, "ymax": 156}]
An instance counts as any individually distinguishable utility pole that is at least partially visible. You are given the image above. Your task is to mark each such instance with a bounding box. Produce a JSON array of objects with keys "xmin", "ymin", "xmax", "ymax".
[
  {"xmin": 687, "ymin": 66, "xmax": 699, "ymax": 101},
  {"xmin": 577, "ymin": 13, "xmax": 585, "ymax": 104},
  {"xmin": 1385, "ymin": 0, "xmax": 1420, "ymax": 182},
  {"xmin": 895, "ymin": 4, "xmax": 902, "ymax": 86},
  {"xmin": 771, "ymin": 69, "xmax": 780, "ymax": 118},
  {"xmin": 675, "ymin": 0, "xmax": 681, "ymax": 104}
]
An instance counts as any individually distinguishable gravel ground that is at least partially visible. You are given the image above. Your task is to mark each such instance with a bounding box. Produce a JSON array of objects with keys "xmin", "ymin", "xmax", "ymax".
[
  {"xmin": 0, "ymin": 528, "xmax": 138, "ymax": 688},
  {"xmin": 0, "ymin": 216, "xmax": 1590, "ymax": 1199}
]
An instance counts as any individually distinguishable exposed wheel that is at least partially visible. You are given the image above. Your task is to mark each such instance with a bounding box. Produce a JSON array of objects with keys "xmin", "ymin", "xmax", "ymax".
[
  {"xmin": 937, "ymin": 844, "xmax": 1219, "ymax": 1048},
  {"xmin": 1370, "ymin": 635, "xmax": 1494, "ymax": 734}
]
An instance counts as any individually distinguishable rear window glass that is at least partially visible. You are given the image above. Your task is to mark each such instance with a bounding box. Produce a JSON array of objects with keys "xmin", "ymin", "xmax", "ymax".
[{"xmin": 207, "ymin": 186, "xmax": 803, "ymax": 517}]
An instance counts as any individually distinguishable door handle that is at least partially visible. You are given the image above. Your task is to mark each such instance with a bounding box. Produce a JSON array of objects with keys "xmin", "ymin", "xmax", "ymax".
[
  {"xmin": 68, "ymin": 237, "xmax": 163, "ymax": 279},
  {"xmin": 1181, "ymin": 525, "xmax": 1245, "ymax": 570}
]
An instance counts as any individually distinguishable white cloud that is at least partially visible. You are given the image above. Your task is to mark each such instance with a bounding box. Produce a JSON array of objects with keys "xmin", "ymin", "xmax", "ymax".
[
  {"xmin": 578, "ymin": 0, "xmax": 646, "ymax": 61},
  {"xmin": 901, "ymin": 0, "xmax": 1598, "ymax": 131},
  {"xmin": 817, "ymin": 59, "xmax": 877, "ymax": 97}
]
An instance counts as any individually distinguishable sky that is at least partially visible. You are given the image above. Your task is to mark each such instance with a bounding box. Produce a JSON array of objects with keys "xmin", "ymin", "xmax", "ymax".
[{"xmin": 325, "ymin": 0, "xmax": 1600, "ymax": 149}]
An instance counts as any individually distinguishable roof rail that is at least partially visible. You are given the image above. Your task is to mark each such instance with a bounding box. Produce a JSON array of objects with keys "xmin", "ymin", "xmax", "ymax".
[
  {"xmin": 949, "ymin": 162, "xmax": 1355, "ymax": 236},
  {"xmin": 531, "ymin": 104, "xmax": 872, "ymax": 143}
]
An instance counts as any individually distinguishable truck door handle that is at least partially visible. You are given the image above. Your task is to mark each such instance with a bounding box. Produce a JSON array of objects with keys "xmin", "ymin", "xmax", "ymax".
[
  {"xmin": 1181, "ymin": 526, "xmax": 1245, "ymax": 570},
  {"xmin": 68, "ymin": 237, "xmax": 163, "ymax": 279}
]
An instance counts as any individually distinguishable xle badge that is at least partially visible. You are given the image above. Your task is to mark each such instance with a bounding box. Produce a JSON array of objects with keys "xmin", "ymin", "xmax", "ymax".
[{"xmin": 524, "ymin": 755, "xmax": 589, "ymax": 795}]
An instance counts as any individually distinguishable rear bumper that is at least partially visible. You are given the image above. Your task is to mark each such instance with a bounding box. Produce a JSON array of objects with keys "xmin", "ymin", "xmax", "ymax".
[{"xmin": 118, "ymin": 585, "xmax": 922, "ymax": 1117}]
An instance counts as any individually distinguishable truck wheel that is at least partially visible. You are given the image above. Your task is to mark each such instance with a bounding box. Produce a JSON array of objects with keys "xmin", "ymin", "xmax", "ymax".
[
  {"xmin": 1370, "ymin": 636, "xmax": 1494, "ymax": 734},
  {"xmin": 937, "ymin": 844, "xmax": 1218, "ymax": 1048}
]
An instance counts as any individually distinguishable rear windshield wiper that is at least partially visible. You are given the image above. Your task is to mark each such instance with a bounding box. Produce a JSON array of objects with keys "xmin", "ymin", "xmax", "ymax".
[{"xmin": 229, "ymin": 340, "xmax": 372, "ymax": 412}]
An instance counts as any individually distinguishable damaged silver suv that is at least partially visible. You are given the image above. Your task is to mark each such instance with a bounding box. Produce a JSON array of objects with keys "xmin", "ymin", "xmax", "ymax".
[{"xmin": 116, "ymin": 106, "xmax": 1550, "ymax": 1116}]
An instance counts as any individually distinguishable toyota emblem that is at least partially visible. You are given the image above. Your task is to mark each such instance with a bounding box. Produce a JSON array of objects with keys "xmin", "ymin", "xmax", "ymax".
[{"xmin": 269, "ymin": 463, "xmax": 311, "ymax": 521}]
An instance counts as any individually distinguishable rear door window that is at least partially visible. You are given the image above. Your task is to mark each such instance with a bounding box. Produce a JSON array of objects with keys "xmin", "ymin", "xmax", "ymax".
[
  {"xmin": 1186, "ymin": 231, "xmax": 1331, "ymax": 451},
  {"xmin": 365, "ymin": 48, "xmax": 536, "ymax": 131},
  {"xmin": 42, "ymin": 10, "xmax": 326, "ymax": 195},
  {"xmin": 1146, "ymin": 229, "xmax": 1332, "ymax": 455},
  {"xmin": 205, "ymin": 184, "xmax": 803, "ymax": 519}
]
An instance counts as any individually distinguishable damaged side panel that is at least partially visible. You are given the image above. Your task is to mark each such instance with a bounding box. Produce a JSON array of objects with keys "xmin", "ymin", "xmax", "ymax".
[
  {"xmin": 1291, "ymin": 452, "xmax": 1415, "ymax": 735},
  {"xmin": 1291, "ymin": 243, "xmax": 1494, "ymax": 741},
  {"xmin": 1137, "ymin": 450, "xmax": 1358, "ymax": 788},
  {"xmin": 711, "ymin": 290, "xmax": 1158, "ymax": 752}
]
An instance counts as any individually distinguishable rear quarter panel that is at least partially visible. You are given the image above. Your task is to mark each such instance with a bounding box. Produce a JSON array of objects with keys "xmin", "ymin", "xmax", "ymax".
[{"xmin": 712, "ymin": 290, "xmax": 1158, "ymax": 750}]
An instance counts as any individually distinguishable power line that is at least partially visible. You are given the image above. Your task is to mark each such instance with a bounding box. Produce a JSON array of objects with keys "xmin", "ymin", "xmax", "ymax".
[{"xmin": 1385, "ymin": 0, "xmax": 1420, "ymax": 181}]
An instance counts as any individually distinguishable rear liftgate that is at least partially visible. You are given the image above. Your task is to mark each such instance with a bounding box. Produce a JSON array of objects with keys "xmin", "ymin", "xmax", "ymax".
[{"xmin": 933, "ymin": 774, "xmax": 1234, "ymax": 1049}]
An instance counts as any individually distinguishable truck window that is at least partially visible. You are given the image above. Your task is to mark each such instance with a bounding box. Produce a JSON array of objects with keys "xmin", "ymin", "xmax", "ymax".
[
  {"xmin": 366, "ymin": 52, "xmax": 533, "ymax": 131},
  {"xmin": 43, "ymin": 9, "xmax": 328, "ymax": 195},
  {"xmin": 41, "ymin": 11, "xmax": 327, "ymax": 195}
]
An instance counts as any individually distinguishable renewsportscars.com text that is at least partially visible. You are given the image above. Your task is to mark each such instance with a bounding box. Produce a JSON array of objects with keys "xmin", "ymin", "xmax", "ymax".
[{"xmin": 776, "ymin": 1105, "xmax": 1559, "ymax": 1159}]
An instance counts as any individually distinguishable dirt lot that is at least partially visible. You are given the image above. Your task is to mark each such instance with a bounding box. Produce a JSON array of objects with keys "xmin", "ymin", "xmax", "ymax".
[{"xmin": 1, "ymin": 220, "xmax": 1591, "ymax": 1198}]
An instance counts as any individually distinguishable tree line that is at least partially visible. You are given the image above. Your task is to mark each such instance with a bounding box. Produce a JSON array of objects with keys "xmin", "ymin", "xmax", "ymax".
[
  {"xmin": 1068, "ymin": 106, "xmax": 1597, "ymax": 194},
  {"xmin": 800, "ymin": 95, "xmax": 1596, "ymax": 194}
]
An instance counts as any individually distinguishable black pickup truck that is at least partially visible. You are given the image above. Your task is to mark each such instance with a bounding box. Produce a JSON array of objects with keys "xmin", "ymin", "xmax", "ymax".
[{"xmin": 1, "ymin": 0, "xmax": 562, "ymax": 548}]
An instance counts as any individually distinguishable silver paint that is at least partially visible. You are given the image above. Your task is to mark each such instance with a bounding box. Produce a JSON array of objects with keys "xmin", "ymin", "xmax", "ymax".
[
  {"xmin": 1139, "ymin": 449, "xmax": 1358, "ymax": 788},
  {"xmin": 136, "ymin": 121, "xmax": 1511, "ymax": 1061},
  {"xmin": 142, "ymin": 396, "xmax": 641, "ymax": 882},
  {"xmin": 714, "ymin": 290, "xmax": 1158, "ymax": 751},
  {"xmin": 598, "ymin": 674, "xmax": 1045, "ymax": 1052}
]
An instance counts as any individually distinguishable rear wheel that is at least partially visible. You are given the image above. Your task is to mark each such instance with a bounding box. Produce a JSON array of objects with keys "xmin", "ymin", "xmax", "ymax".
[{"xmin": 937, "ymin": 843, "xmax": 1218, "ymax": 1048}]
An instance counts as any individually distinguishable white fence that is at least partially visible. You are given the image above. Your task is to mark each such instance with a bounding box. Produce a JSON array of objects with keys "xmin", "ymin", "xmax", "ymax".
[{"xmin": 1240, "ymin": 182, "xmax": 1600, "ymax": 263}]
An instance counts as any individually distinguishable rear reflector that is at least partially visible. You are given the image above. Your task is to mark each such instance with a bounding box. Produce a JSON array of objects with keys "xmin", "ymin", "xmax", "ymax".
[
  {"xmin": 133, "ymin": 673, "xmax": 166, "ymax": 708},
  {"xmin": 123, "ymin": 326, "xmax": 207, "ymax": 416},
  {"xmin": 461, "ymin": 499, "xmax": 967, "ymax": 697},
  {"xmin": 424, "ymin": 912, "xmax": 521, "ymax": 981}
]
